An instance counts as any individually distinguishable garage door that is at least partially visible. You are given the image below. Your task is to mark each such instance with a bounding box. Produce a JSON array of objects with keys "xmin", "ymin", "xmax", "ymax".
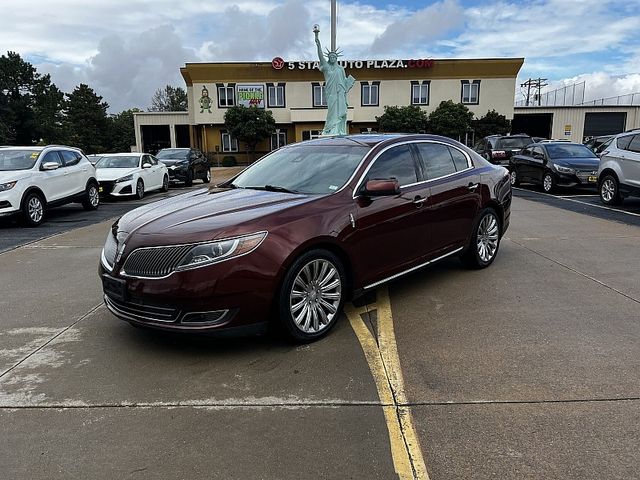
[{"xmin": 583, "ymin": 112, "xmax": 626, "ymax": 137}]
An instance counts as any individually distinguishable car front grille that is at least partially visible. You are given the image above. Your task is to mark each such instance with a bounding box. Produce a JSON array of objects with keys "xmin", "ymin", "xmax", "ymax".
[
  {"xmin": 104, "ymin": 295, "xmax": 180, "ymax": 323},
  {"xmin": 576, "ymin": 170, "xmax": 598, "ymax": 180},
  {"xmin": 121, "ymin": 244, "xmax": 194, "ymax": 278},
  {"xmin": 100, "ymin": 181, "xmax": 116, "ymax": 194},
  {"xmin": 102, "ymin": 232, "xmax": 119, "ymax": 270}
]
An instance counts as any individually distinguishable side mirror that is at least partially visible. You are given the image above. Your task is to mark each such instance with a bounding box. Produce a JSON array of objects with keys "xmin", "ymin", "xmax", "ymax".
[
  {"xmin": 363, "ymin": 179, "xmax": 400, "ymax": 197},
  {"xmin": 41, "ymin": 162, "xmax": 59, "ymax": 171},
  {"xmin": 142, "ymin": 163, "xmax": 152, "ymax": 169}
]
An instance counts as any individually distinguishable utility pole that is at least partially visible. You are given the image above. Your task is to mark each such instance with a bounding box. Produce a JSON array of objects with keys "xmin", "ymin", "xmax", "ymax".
[
  {"xmin": 331, "ymin": 0, "xmax": 337, "ymax": 52},
  {"xmin": 520, "ymin": 77, "xmax": 548, "ymax": 106}
]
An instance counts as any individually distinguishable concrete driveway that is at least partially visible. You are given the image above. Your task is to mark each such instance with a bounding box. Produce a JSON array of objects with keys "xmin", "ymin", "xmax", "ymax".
[{"xmin": 1, "ymin": 192, "xmax": 638, "ymax": 479}]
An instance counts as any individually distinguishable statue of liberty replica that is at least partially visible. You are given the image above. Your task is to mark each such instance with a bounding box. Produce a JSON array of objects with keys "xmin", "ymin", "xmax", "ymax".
[{"xmin": 314, "ymin": 24, "xmax": 355, "ymax": 136}]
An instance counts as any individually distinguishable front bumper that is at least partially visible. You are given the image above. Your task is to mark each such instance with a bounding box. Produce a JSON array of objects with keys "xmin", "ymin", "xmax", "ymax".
[
  {"xmin": 0, "ymin": 189, "xmax": 21, "ymax": 217},
  {"xmin": 167, "ymin": 165, "xmax": 188, "ymax": 182},
  {"xmin": 555, "ymin": 171, "xmax": 599, "ymax": 188},
  {"xmin": 99, "ymin": 180, "xmax": 134, "ymax": 196}
]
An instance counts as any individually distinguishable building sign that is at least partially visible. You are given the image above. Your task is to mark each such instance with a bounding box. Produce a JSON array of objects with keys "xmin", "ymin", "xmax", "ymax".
[
  {"xmin": 564, "ymin": 124, "xmax": 572, "ymax": 136},
  {"xmin": 272, "ymin": 58, "xmax": 435, "ymax": 70},
  {"xmin": 236, "ymin": 84, "xmax": 265, "ymax": 108}
]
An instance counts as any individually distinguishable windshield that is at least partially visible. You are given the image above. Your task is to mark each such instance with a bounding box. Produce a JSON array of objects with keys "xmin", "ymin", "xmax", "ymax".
[
  {"xmin": 496, "ymin": 137, "xmax": 531, "ymax": 149},
  {"xmin": 546, "ymin": 144, "xmax": 596, "ymax": 159},
  {"xmin": 0, "ymin": 149, "xmax": 40, "ymax": 171},
  {"xmin": 156, "ymin": 149, "xmax": 188, "ymax": 160},
  {"xmin": 96, "ymin": 155, "xmax": 140, "ymax": 169},
  {"xmin": 232, "ymin": 144, "xmax": 370, "ymax": 194}
]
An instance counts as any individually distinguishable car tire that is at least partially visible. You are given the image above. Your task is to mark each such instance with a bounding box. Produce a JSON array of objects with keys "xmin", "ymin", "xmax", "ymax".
[
  {"xmin": 82, "ymin": 182, "xmax": 100, "ymax": 211},
  {"xmin": 203, "ymin": 168, "xmax": 211, "ymax": 184},
  {"xmin": 461, "ymin": 208, "xmax": 501, "ymax": 269},
  {"xmin": 161, "ymin": 175, "xmax": 169, "ymax": 192},
  {"xmin": 185, "ymin": 169, "xmax": 193, "ymax": 187},
  {"xmin": 510, "ymin": 168, "xmax": 520, "ymax": 187},
  {"xmin": 278, "ymin": 249, "xmax": 346, "ymax": 343},
  {"xmin": 136, "ymin": 179, "xmax": 145, "ymax": 200},
  {"xmin": 542, "ymin": 171, "xmax": 555, "ymax": 193},
  {"xmin": 22, "ymin": 192, "xmax": 45, "ymax": 227},
  {"xmin": 599, "ymin": 174, "xmax": 623, "ymax": 206}
]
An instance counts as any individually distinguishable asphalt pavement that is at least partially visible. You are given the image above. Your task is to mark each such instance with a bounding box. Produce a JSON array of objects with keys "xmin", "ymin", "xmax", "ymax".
[{"xmin": 1, "ymin": 179, "xmax": 639, "ymax": 479}]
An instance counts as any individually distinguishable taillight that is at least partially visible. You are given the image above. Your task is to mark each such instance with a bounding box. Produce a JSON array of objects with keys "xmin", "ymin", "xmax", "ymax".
[{"xmin": 492, "ymin": 150, "xmax": 507, "ymax": 158}]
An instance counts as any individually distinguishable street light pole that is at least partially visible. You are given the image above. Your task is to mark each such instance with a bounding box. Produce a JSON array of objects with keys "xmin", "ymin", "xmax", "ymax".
[{"xmin": 331, "ymin": 0, "xmax": 337, "ymax": 52}]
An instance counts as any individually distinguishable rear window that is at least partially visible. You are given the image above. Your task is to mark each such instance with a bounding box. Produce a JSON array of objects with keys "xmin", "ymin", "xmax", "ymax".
[{"xmin": 496, "ymin": 137, "xmax": 532, "ymax": 149}]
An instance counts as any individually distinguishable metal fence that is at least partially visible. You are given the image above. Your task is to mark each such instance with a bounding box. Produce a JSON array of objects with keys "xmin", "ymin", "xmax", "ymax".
[
  {"xmin": 577, "ymin": 92, "xmax": 640, "ymax": 106},
  {"xmin": 515, "ymin": 82, "xmax": 586, "ymax": 107}
]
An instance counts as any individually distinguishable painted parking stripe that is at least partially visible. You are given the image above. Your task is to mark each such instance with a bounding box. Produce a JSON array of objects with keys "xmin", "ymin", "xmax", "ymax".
[{"xmin": 345, "ymin": 286, "xmax": 429, "ymax": 480}]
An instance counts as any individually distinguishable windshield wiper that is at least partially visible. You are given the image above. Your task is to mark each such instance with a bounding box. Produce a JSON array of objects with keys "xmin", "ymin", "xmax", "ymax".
[{"xmin": 244, "ymin": 185, "xmax": 299, "ymax": 194}]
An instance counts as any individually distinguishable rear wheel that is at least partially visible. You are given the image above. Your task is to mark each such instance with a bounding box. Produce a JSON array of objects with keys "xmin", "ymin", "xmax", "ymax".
[
  {"xmin": 461, "ymin": 208, "xmax": 501, "ymax": 269},
  {"xmin": 82, "ymin": 183, "xmax": 100, "ymax": 211},
  {"xmin": 278, "ymin": 250, "xmax": 345, "ymax": 343},
  {"xmin": 185, "ymin": 169, "xmax": 193, "ymax": 187},
  {"xmin": 599, "ymin": 174, "xmax": 622, "ymax": 205},
  {"xmin": 161, "ymin": 175, "xmax": 169, "ymax": 192},
  {"xmin": 22, "ymin": 192, "xmax": 45, "ymax": 227},
  {"xmin": 136, "ymin": 179, "xmax": 145, "ymax": 200}
]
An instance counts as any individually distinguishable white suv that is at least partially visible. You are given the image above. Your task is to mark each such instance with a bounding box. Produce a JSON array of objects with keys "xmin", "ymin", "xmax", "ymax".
[
  {"xmin": 598, "ymin": 130, "xmax": 640, "ymax": 205},
  {"xmin": 0, "ymin": 146, "xmax": 100, "ymax": 226}
]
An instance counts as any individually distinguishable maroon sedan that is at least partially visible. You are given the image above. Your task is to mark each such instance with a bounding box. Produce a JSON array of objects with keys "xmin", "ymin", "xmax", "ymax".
[{"xmin": 100, "ymin": 134, "xmax": 511, "ymax": 341}]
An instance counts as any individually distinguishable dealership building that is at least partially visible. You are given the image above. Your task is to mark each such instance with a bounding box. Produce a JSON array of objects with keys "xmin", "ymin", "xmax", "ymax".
[{"xmin": 134, "ymin": 57, "xmax": 524, "ymax": 162}]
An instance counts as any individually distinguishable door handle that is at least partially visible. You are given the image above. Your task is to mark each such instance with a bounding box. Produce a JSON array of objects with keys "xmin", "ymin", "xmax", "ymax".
[{"xmin": 467, "ymin": 182, "xmax": 479, "ymax": 190}]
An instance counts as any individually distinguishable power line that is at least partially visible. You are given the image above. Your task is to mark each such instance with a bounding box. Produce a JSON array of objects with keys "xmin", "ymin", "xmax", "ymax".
[{"xmin": 520, "ymin": 78, "xmax": 548, "ymax": 106}]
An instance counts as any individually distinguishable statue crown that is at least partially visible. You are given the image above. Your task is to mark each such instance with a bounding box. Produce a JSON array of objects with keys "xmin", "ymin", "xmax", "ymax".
[{"xmin": 324, "ymin": 48, "xmax": 343, "ymax": 58}]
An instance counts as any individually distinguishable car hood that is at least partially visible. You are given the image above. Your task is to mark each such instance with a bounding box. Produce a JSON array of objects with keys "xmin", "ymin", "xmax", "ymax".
[
  {"xmin": 157, "ymin": 159, "xmax": 186, "ymax": 166},
  {"xmin": 0, "ymin": 170, "xmax": 33, "ymax": 183},
  {"xmin": 117, "ymin": 187, "xmax": 315, "ymax": 247},
  {"xmin": 552, "ymin": 157, "xmax": 600, "ymax": 169},
  {"xmin": 97, "ymin": 168, "xmax": 139, "ymax": 181}
]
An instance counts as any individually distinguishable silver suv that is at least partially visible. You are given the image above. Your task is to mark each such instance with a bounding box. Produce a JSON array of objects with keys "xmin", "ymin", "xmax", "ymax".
[{"xmin": 598, "ymin": 130, "xmax": 640, "ymax": 205}]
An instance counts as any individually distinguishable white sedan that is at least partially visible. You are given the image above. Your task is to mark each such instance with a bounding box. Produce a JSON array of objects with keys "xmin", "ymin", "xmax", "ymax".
[{"xmin": 95, "ymin": 153, "xmax": 169, "ymax": 199}]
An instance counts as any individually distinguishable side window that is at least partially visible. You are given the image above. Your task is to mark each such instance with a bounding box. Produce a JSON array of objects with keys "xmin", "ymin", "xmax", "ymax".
[
  {"xmin": 626, "ymin": 135, "xmax": 640, "ymax": 153},
  {"xmin": 60, "ymin": 150, "xmax": 80, "ymax": 167},
  {"xmin": 416, "ymin": 143, "xmax": 457, "ymax": 179},
  {"xmin": 532, "ymin": 146, "xmax": 545, "ymax": 158},
  {"xmin": 521, "ymin": 146, "xmax": 532, "ymax": 156},
  {"xmin": 617, "ymin": 135, "xmax": 633, "ymax": 151},
  {"xmin": 449, "ymin": 147, "xmax": 470, "ymax": 171},
  {"xmin": 365, "ymin": 145, "xmax": 418, "ymax": 187},
  {"xmin": 41, "ymin": 151, "xmax": 63, "ymax": 167}
]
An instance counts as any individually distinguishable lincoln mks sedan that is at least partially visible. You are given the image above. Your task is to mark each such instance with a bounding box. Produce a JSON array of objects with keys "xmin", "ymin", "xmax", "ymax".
[{"xmin": 100, "ymin": 134, "xmax": 511, "ymax": 342}]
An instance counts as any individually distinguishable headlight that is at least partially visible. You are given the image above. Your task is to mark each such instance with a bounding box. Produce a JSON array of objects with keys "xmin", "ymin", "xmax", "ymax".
[
  {"xmin": 0, "ymin": 181, "xmax": 17, "ymax": 192},
  {"xmin": 553, "ymin": 164, "xmax": 575, "ymax": 174},
  {"xmin": 175, "ymin": 232, "xmax": 267, "ymax": 271},
  {"xmin": 116, "ymin": 174, "xmax": 134, "ymax": 183}
]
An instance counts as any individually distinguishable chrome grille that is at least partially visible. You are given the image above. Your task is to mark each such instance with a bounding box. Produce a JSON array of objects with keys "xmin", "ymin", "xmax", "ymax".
[
  {"xmin": 576, "ymin": 170, "xmax": 598, "ymax": 180},
  {"xmin": 104, "ymin": 295, "xmax": 180, "ymax": 323},
  {"xmin": 122, "ymin": 244, "xmax": 193, "ymax": 278},
  {"xmin": 102, "ymin": 232, "xmax": 118, "ymax": 269}
]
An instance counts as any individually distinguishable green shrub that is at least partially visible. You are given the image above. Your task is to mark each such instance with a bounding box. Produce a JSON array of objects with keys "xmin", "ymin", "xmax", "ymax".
[{"xmin": 221, "ymin": 156, "xmax": 237, "ymax": 167}]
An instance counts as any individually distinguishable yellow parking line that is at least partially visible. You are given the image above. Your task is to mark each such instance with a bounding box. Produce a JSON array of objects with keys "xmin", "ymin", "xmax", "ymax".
[{"xmin": 345, "ymin": 292, "xmax": 430, "ymax": 480}]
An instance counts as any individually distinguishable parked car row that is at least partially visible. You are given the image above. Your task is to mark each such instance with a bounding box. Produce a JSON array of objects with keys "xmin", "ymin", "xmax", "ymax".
[{"xmin": 0, "ymin": 146, "xmax": 212, "ymax": 227}]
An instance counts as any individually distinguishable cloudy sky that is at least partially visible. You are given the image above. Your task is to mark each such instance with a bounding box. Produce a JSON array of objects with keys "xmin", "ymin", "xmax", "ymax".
[{"xmin": 4, "ymin": 0, "xmax": 640, "ymax": 111}]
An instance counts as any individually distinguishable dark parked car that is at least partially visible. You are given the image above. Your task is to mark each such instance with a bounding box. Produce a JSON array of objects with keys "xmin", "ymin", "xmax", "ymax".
[
  {"xmin": 100, "ymin": 134, "xmax": 511, "ymax": 342},
  {"xmin": 155, "ymin": 148, "xmax": 211, "ymax": 186},
  {"xmin": 509, "ymin": 142, "xmax": 600, "ymax": 192},
  {"xmin": 474, "ymin": 134, "xmax": 533, "ymax": 165}
]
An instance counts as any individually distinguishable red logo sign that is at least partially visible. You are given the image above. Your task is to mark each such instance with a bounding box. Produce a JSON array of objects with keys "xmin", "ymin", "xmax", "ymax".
[{"xmin": 272, "ymin": 57, "xmax": 285, "ymax": 70}]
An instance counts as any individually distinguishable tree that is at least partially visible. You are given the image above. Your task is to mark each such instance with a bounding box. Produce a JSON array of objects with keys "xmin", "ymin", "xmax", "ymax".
[
  {"xmin": 106, "ymin": 108, "xmax": 142, "ymax": 152},
  {"xmin": 428, "ymin": 100, "xmax": 474, "ymax": 140},
  {"xmin": 149, "ymin": 85, "xmax": 188, "ymax": 112},
  {"xmin": 376, "ymin": 105, "xmax": 428, "ymax": 133},
  {"xmin": 224, "ymin": 106, "xmax": 276, "ymax": 161},
  {"xmin": 0, "ymin": 51, "xmax": 37, "ymax": 144},
  {"xmin": 32, "ymin": 74, "xmax": 66, "ymax": 144},
  {"xmin": 63, "ymin": 84, "xmax": 109, "ymax": 153},
  {"xmin": 473, "ymin": 109, "xmax": 511, "ymax": 139}
]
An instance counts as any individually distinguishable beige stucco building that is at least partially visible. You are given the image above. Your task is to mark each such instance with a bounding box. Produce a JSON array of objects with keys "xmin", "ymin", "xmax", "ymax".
[{"xmin": 134, "ymin": 57, "xmax": 524, "ymax": 162}]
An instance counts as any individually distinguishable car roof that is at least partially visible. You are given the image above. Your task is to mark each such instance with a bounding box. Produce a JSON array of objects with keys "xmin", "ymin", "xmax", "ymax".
[
  {"xmin": 98, "ymin": 153, "xmax": 143, "ymax": 156},
  {"xmin": 296, "ymin": 133, "xmax": 466, "ymax": 148}
]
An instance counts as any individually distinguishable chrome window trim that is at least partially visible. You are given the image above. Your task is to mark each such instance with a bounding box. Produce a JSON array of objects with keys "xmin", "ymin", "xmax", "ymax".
[{"xmin": 351, "ymin": 140, "xmax": 475, "ymax": 199}]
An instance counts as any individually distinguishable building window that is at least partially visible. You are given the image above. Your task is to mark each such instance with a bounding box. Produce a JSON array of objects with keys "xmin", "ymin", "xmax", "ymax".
[
  {"xmin": 411, "ymin": 81, "xmax": 430, "ymax": 105},
  {"xmin": 271, "ymin": 130, "xmax": 287, "ymax": 150},
  {"xmin": 267, "ymin": 83, "xmax": 286, "ymax": 108},
  {"xmin": 302, "ymin": 130, "xmax": 322, "ymax": 141},
  {"xmin": 217, "ymin": 84, "xmax": 235, "ymax": 107},
  {"xmin": 312, "ymin": 83, "xmax": 327, "ymax": 107},
  {"xmin": 361, "ymin": 81, "xmax": 379, "ymax": 106},
  {"xmin": 221, "ymin": 132, "xmax": 238, "ymax": 152},
  {"xmin": 461, "ymin": 80, "xmax": 480, "ymax": 104}
]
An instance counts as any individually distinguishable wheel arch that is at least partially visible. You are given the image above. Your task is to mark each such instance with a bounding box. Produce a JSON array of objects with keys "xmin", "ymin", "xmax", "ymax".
[
  {"xmin": 85, "ymin": 177, "xmax": 99, "ymax": 189},
  {"xmin": 598, "ymin": 168, "xmax": 619, "ymax": 185},
  {"xmin": 20, "ymin": 186, "xmax": 47, "ymax": 209}
]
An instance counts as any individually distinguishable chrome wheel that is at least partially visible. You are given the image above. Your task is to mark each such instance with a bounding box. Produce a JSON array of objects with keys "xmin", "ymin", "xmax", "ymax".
[
  {"xmin": 601, "ymin": 178, "xmax": 615, "ymax": 202},
  {"xmin": 162, "ymin": 175, "xmax": 169, "ymax": 191},
  {"xmin": 28, "ymin": 196, "xmax": 43, "ymax": 223},
  {"xmin": 477, "ymin": 213, "xmax": 499, "ymax": 263},
  {"xmin": 205, "ymin": 170, "xmax": 211, "ymax": 181},
  {"xmin": 136, "ymin": 180, "xmax": 144, "ymax": 199},
  {"xmin": 88, "ymin": 185, "xmax": 99, "ymax": 207},
  {"xmin": 289, "ymin": 259, "xmax": 342, "ymax": 334},
  {"xmin": 543, "ymin": 173, "xmax": 553, "ymax": 192},
  {"xmin": 510, "ymin": 170, "xmax": 517, "ymax": 186}
]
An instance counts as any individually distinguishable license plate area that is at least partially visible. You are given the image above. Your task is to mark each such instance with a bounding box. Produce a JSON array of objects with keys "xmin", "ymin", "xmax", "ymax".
[
  {"xmin": 588, "ymin": 176, "xmax": 597, "ymax": 183},
  {"xmin": 102, "ymin": 274, "xmax": 128, "ymax": 302}
]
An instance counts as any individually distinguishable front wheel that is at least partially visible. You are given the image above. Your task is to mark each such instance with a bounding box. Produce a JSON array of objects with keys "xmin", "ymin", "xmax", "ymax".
[
  {"xmin": 136, "ymin": 179, "xmax": 145, "ymax": 200},
  {"xmin": 461, "ymin": 208, "xmax": 501, "ymax": 269},
  {"xmin": 161, "ymin": 174, "xmax": 169, "ymax": 192},
  {"xmin": 22, "ymin": 192, "xmax": 45, "ymax": 227},
  {"xmin": 202, "ymin": 168, "xmax": 211, "ymax": 184},
  {"xmin": 542, "ymin": 171, "xmax": 555, "ymax": 193},
  {"xmin": 510, "ymin": 168, "xmax": 520, "ymax": 187},
  {"xmin": 184, "ymin": 169, "xmax": 193, "ymax": 187},
  {"xmin": 278, "ymin": 250, "xmax": 345, "ymax": 343},
  {"xmin": 82, "ymin": 183, "xmax": 100, "ymax": 211},
  {"xmin": 599, "ymin": 174, "xmax": 622, "ymax": 206}
]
